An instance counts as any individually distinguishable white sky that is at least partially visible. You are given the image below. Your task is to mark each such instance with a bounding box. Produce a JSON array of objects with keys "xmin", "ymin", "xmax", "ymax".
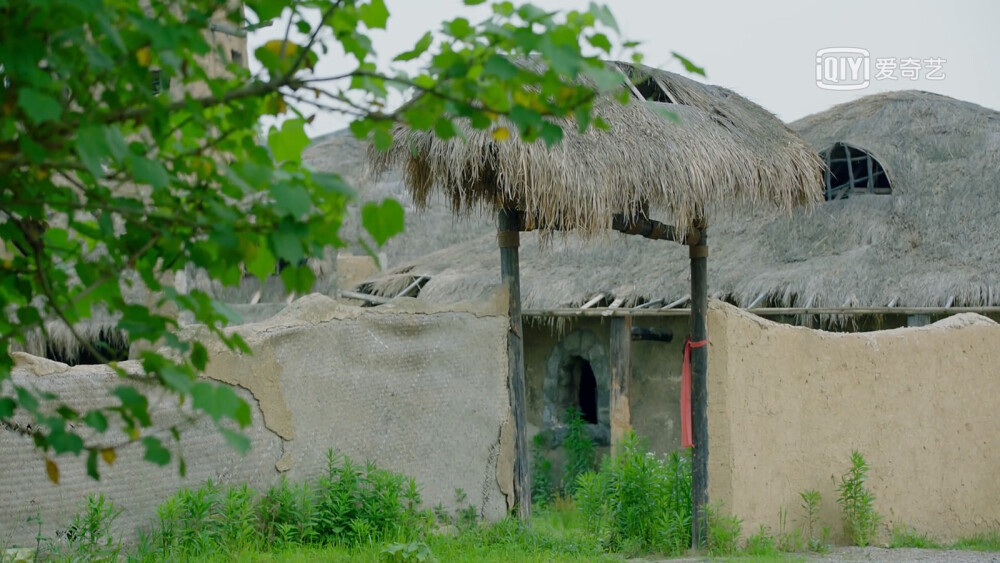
[{"xmin": 248, "ymin": 0, "xmax": 1000, "ymax": 137}]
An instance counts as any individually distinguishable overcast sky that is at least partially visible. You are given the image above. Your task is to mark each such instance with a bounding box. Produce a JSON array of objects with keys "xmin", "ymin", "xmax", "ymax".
[{"xmin": 248, "ymin": 0, "xmax": 1000, "ymax": 137}]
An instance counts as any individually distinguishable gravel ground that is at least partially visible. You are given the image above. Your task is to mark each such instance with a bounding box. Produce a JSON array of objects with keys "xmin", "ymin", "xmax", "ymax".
[
  {"xmin": 640, "ymin": 547, "xmax": 1000, "ymax": 562},
  {"xmin": 809, "ymin": 547, "xmax": 1000, "ymax": 562}
]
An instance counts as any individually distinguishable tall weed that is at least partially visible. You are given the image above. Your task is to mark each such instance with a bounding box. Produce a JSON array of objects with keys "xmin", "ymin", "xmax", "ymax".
[
  {"xmin": 837, "ymin": 450, "xmax": 882, "ymax": 546},
  {"xmin": 575, "ymin": 431, "xmax": 691, "ymax": 556}
]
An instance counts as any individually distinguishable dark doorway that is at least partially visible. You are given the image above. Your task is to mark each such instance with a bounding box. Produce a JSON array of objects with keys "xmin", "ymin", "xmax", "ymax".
[{"xmin": 577, "ymin": 360, "xmax": 599, "ymax": 424}]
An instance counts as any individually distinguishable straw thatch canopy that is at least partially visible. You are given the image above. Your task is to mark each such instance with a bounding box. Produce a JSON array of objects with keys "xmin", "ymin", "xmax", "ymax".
[
  {"xmin": 357, "ymin": 91, "xmax": 1000, "ymax": 314},
  {"xmin": 370, "ymin": 61, "xmax": 822, "ymax": 234}
]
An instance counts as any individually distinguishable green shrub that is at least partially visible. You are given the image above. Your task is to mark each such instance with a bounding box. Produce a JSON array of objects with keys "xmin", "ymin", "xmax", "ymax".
[
  {"xmin": 744, "ymin": 525, "xmax": 777, "ymax": 556},
  {"xmin": 561, "ymin": 407, "xmax": 596, "ymax": 495},
  {"xmin": 130, "ymin": 450, "xmax": 428, "ymax": 560},
  {"xmin": 837, "ymin": 450, "xmax": 883, "ymax": 546},
  {"xmin": 704, "ymin": 502, "xmax": 742, "ymax": 556},
  {"xmin": 531, "ymin": 433, "xmax": 555, "ymax": 506},
  {"xmin": 574, "ymin": 431, "xmax": 691, "ymax": 555},
  {"xmin": 64, "ymin": 493, "xmax": 122, "ymax": 561}
]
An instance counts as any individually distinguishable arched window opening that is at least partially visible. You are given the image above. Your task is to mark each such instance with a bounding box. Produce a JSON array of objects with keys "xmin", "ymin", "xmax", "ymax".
[
  {"xmin": 821, "ymin": 142, "xmax": 891, "ymax": 200},
  {"xmin": 634, "ymin": 77, "xmax": 675, "ymax": 103},
  {"xmin": 614, "ymin": 62, "xmax": 677, "ymax": 104}
]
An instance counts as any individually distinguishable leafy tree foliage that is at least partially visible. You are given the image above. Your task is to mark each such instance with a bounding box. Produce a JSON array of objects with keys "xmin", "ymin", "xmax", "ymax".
[{"xmin": 0, "ymin": 0, "xmax": 641, "ymax": 481}]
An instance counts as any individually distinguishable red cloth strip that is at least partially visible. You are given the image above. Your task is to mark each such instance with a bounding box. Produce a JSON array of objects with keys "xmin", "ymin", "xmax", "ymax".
[{"xmin": 681, "ymin": 337, "xmax": 708, "ymax": 448}]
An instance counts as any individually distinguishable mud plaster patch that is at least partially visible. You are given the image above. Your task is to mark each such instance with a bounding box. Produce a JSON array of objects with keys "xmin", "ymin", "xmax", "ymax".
[{"xmin": 495, "ymin": 409, "xmax": 516, "ymax": 511}]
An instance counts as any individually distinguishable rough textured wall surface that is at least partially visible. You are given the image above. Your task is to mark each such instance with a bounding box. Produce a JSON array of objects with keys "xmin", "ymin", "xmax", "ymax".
[
  {"xmin": 1, "ymin": 295, "xmax": 512, "ymax": 545},
  {"xmin": 706, "ymin": 301, "xmax": 1000, "ymax": 544}
]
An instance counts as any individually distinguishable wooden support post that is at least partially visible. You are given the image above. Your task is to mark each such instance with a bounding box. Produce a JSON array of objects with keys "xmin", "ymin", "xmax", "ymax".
[
  {"xmin": 689, "ymin": 222, "xmax": 709, "ymax": 549},
  {"xmin": 498, "ymin": 208, "xmax": 531, "ymax": 520},
  {"xmin": 610, "ymin": 316, "xmax": 633, "ymax": 454}
]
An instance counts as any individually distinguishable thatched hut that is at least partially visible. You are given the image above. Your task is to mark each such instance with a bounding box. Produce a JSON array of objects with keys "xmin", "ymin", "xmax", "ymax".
[
  {"xmin": 360, "ymin": 90, "xmax": 1000, "ymax": 322},
  {"xmin": 353, "ymin": 89, "xmax": 998, "ymax": 505},
  {"xmin": 365, "ymin": 61, "xmax": 823, "ymax": 524}
]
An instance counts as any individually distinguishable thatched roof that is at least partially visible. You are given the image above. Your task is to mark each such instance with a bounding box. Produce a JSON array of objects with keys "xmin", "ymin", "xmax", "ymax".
[
  {"xmin": 369, "ymin": 62, "xmax": 823, "ymax": 234},
  {"xmin": 357, "ymin": 91, "xmax": 1000, "ymax": 313}
]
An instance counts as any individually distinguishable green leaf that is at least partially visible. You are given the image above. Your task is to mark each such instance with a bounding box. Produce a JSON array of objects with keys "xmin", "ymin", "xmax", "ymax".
[
  {"xmin": 191, "ymin": 382, "xmax": 251, "ymax": 427},
  {"xmin": 113, "ymin": 386, "xmax": 152, "ymax": 427},
  {"xmin": 539, "ymin": 122, "xmax": 564, "ymax": 147},
  {"xmin": 129, "ymin": 154, "xmax": 170, "ymax": 189},
  {"xmin": 312, "ymin": 172, "xmax": 355, "ymax": 197},
  {"xmin": 372, "ymin": 127, "xmax": 394, "ymax": 151},
  {"xmin": 361, "ymin": 199, "xmax": 405, "ymax": 247},
  {"xmin": 358, "ymin": 0, "xmax": 389, "ymax": 29},
  {"xmin": 267, "ymin": 118, "xmax": 310, "ymax": 164},
  {"xmin": 246, "ymin": 0, "xmax": 286, "ymax": 21},
  {"xmin": 589, "ymin": 2, "xmax": 620, "ymax": 32},
  {"xmin": 159, "ymin": 365, "xmax": 194, "ymax": 394},
  {"xmin": 84, "ymin": 410, "xmax": 109, "ymax": 433},
  {"xmin": 86, "ymin": 449, "xmax": 100, "ymax": 480},
  {"xmin": 433, "ymin": 118, "xmax": 456, "ymax": 140},
  {"xmin": 0, "ymin": 397, "xmax": 17, "ymax": 420},
  {"xmin": 219, "ymin": 427, "xmax": 252, "ymax": 454},
  {"xmin": 18, "ymin": 88, "xmax": 63, "ymax": 124},
  {"xmin": 483, "ymin": 55, "xmax": 519, "ymax": 80},
  {"xmin": 75, "ymin": 126, "xmax": 111, "ymax": 177},
  {"xmin": 587, "ymin": 32, "xmax": 612, "ymax": 53},
  {"xmin": 49, "ymin": 427, "xmax": 84, "ymax": 455},
  {"xmin": 269, "ymin": 230, "xmax": 304, "ymax": 263},
  {"xmin": 279, "ymin": 264, "xmax": 315, "ymax": 294},
  {"xmin": 394, "ymin": 32, "xmax": 433, "ymax": 62},
  {"xmin": 15, "ymin": 387, "xmax": 38, "ymax": 413},
  {"xmin": 142, "ymin": 436, "xmax": 171, "ymax": 466},
  {"xmin": 269, "ymin": 182, "xmax": 312, "ymax": 217},
  {"xmin": 191, "ymin": 342, "xmax": 209, "ymax": 371},
  {"xmin": 245, "ymin": 243, "xmax": 277, "ymax": 282},
  {"xmin": 445, "ymin": 18, "xmax": 473, "ymax": 39},
  {"xmin": 0, "ymin": 397, "xmax": 15, "ymax": 418},
  {"xmin": 672, "ymin": 52, "xmax": 706, "ymax": 77}
]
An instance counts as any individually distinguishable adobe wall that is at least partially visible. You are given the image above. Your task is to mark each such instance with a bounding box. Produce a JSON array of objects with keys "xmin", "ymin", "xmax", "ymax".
[
  {"xmin": 706, "ymin": 301, "xmax": 1000, "ymax": 543},
  {"xmin": 0, "ymin": 294, "xmax": 513, "ymax": 546}
]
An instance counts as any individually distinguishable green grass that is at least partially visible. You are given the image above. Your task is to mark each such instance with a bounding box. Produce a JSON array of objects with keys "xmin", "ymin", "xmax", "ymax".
[
  {"xmin": 158, "ymin": 502, "xmax": 619, "ymax": 563},
  {"xmin": 952, "ymin": 530, "xmax": 1000, "ymax": 552},
  {"xmin": 889, "ymin": 525, "xmax": 943, "ymax": 549}
]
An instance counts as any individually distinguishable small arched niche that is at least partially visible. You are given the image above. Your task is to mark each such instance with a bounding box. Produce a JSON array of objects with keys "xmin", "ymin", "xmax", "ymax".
[
  {"xmin": 821, "ymin": 142, "xmax": 892, "ymax": 200},
  {"xmin": 542, "ymin": 329, "xmax": 611, "ymax": 446}
]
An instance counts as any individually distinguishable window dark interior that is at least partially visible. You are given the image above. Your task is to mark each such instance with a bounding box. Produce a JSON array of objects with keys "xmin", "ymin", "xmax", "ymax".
[{"xmin": 822, "ymin": 142, "xmax": 891, "ymax": 200}]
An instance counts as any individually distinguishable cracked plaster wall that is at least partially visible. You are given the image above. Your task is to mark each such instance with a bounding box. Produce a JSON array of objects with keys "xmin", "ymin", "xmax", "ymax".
[{"xmin": 1, "ymin": 294, "xmax": 512, "ymax": 545}]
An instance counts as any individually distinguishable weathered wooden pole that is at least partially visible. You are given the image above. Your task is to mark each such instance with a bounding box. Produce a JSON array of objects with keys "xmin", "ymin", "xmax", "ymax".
[
  {"xmin": 689, "ymin": 220, "xmax": 709, "ymax": 549},
  {"xmin": 609, "ymin": 315, "xmax": 633, "ymax": 454},
  {"xmin": 498, "ymin": 207, "xmax": 531, "ymax": 519}
]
